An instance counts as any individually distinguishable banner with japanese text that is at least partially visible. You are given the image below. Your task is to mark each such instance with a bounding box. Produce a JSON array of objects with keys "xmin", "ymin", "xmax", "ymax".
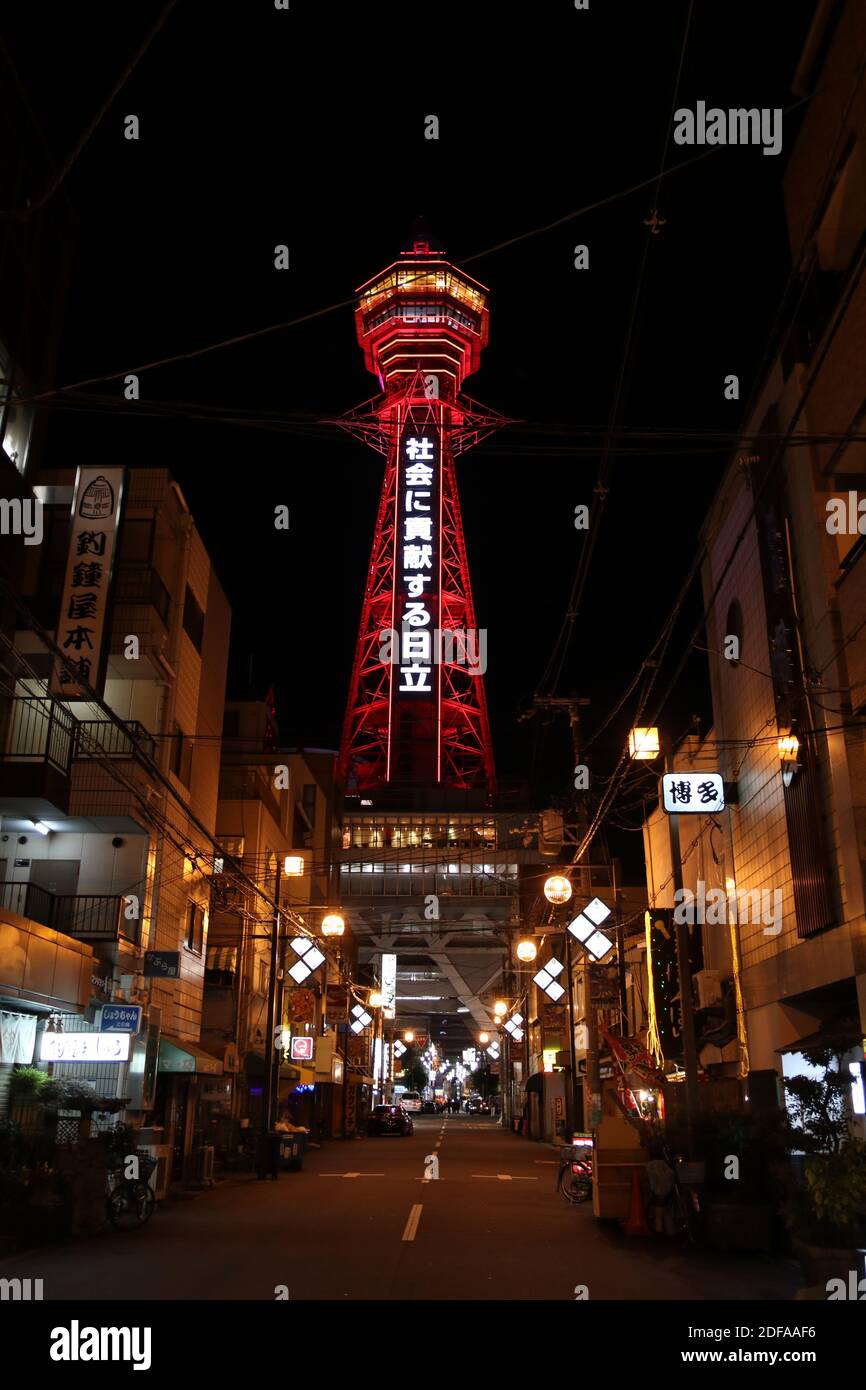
[{"xmin": 50, "ymin": 466, "xmax": 125, "ymax": 698}]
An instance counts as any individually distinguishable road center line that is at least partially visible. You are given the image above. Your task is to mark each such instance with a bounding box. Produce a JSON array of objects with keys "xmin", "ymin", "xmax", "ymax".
[{"xmin": 402, "ymin": 1203, "xmax": 423, "ymax": 1241}]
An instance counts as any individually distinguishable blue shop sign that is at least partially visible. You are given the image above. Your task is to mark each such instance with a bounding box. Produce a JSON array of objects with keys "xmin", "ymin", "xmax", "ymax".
[{"xmin": 100, "ymin": 1004, "xmax": 143, "ymax": 1034}]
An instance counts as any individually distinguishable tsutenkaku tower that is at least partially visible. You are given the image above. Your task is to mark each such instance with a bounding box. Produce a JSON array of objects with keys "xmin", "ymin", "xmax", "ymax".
[{"xmin": 336, "ymin": 232, "xmax": 506, "ymax": 795}]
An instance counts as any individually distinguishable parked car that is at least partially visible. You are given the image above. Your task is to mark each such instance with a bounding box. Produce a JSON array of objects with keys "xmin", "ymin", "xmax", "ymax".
[
  {"xmin": 400, "ymin": 1091, "xmax": 422, "ymax": 1113},
  {"xmin": 422, "ymin": 1100, "xmax": 437, "ymax": 1114},
  {"xmin": 367, "ymin": 1104, "xmax": 414, "ymax": 1137}
]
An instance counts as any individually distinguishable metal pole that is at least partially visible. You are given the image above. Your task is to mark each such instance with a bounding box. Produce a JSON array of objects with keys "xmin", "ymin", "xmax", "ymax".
[
  {"xmin": 262, "ymin": 857, "xmax": 282, "ymax": 1137},
  {"xmin": 663, "ymin": 740, "xmax": 700, "ymax": 1153},
  {"xmin": 564, "ymin": 926, "xmax": 580, "ymax": 1135},
  {"xmin": 613, "ymin": 857, "xmax": 628, "ymax": 1035}
]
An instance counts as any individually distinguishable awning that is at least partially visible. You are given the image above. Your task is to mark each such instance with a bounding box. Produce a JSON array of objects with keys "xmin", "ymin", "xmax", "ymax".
[
  {"xmin": 158, "ymin": 1035, "xmax": 223, "ymax": 1076},
  {"xmin": 776, "ymin": 1020, "xmax": 862, "ymax": 1055},
  {"xmin": 279, "ymin": 1063, "xmax": 316, "ymax": 1087}
]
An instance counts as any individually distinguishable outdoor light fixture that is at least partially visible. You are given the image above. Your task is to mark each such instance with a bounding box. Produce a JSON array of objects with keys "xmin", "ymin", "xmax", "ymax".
[
  {"xmin": 516, "ymin": 937, "xmax": 538, "ymax": 963},
  {"xmin": 287, "ymin": 937, "xmax": 326, "ymax": 984},
  {"xmin": 543, "ymin": 874, "xmax": 572, "ymax": 905},
  {"xmin": 479, "ymin": 1031, "xmax": 489, "ymax": 1045},
  {"xmin": 503, "ymin": 1012, "xmax": 524, "ymax": 1044},
  {"xmin": 628, "ymin": 727, "xmax": 660, "ymax": 760},
  {"xmin": 283, "ymin": 855, "xmax": 304, "ymax": 876},
  {"xmin": 494, "ymin": 999, "xmax": 507, "ymax": 1015},
  {"xmin": 369, "ymin": 991, "xmax": 383, "ymax": 1008},
  {"xmin": 350, "ymin": 1004, "xmax": 372, "ymax": 1034},
  {"xmin": 568, "ymin": 896, "xmax": 614, "ymax": 961},
  {"xmin": 31, "ymin": 820, "xmax": 51, "ymax": 836},
  {"xmin": 534, "ymin": 956, "xmax": 566, "ymax": 1002},
  {"xmin": 403, "ymin": 1030, "xmax": 414, "ymax": 1043},
  {"xmin": 778, "ymin": 730, "xmax": 800, "ymax": 787},
  {"xmin": 321, "ymin": 912, "xmax": 345, "ymax": 936}
]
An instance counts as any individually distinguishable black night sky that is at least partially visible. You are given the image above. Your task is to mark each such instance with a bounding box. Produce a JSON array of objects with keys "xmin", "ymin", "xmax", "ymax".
[{"xmin": 4, "ymin": 1, "xmax": 817, "ymax": 848}]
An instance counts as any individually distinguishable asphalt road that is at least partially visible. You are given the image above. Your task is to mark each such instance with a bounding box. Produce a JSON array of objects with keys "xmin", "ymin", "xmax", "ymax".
[{"xmin": 1, "ymin": 1116, "xmax": 800, "ymax": 1300}]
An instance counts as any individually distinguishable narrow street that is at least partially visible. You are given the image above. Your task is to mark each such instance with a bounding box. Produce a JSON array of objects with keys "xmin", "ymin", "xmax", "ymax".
[{"xmin": 2, "ymin": 1117, "xmax": 798, "ymax": 1302}]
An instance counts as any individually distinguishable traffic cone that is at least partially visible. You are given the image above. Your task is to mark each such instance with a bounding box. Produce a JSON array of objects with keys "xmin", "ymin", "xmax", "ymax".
[{"xmin": 623, "ymin": 1167, "xmax": 650, "ymax": 1237}]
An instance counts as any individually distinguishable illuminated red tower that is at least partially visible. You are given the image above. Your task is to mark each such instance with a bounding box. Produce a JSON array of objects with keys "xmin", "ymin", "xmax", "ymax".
[{"xmin": 336, "ymin": 233, "xmax": 506, "ymax": 795}]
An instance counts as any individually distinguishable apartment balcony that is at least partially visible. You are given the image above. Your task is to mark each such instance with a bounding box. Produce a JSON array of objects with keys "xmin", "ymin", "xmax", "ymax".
[
  {"xmin": 218, "ymin": 764, "xmax": 282, "ymax": 827},
  {"xmin": 109, "ymin": 564, "xmax": 172, "ymax": 667},
  {"xmin": 0, "ymin": 880, "xmax": 133, "ymax": 943},
  {"xmin": 0, "ymin": 694, "xmax": 75, "ymax": 814}
]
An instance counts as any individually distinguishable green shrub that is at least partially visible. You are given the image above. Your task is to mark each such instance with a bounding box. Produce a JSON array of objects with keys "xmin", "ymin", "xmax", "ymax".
[{"xmin": 8, "ymin": 1067, "xmax": 47, "ymax": 1102}]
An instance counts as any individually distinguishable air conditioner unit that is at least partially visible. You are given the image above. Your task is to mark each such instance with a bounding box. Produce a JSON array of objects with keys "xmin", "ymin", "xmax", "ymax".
[
  {"xmin": 193, "ymin": 1144, "xmax": 215, "ymax": 1185},
  {"xmin": 694, "ymin": 969, "xmax": 723, "ymax": 1010},
  {"xmin": 138, "ymin": 1143, "xmax": 172, "ymax": 1201}
]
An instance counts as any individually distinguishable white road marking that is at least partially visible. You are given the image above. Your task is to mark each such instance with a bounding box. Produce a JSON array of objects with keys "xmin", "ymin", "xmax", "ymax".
[
  {"xmin": 471, "ymin": 1174, "xmax": 539, "ymax": 1181},
  {"xmin": 402, "ymin": 1204, "xmax": 423, "ymax": 1241},
  {"xmin": 318, "ymin": 1172, "xmax": 385, "ymax": 1179}
]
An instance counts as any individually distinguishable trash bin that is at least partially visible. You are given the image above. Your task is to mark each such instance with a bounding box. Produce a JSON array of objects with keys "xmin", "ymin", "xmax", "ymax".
[{"xmin": 276, "ymin": 1132, "xmax": 306, "ymax": 1171}]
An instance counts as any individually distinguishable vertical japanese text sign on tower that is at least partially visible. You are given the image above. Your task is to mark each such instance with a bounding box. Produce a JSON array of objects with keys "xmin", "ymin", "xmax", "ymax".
[{"xmin": 50, "ymin": 467, "xmax": 125, "ymax": 698}]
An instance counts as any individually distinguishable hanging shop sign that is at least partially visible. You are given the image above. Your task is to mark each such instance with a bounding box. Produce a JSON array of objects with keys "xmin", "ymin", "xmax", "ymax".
[
  {"xmin": 290, "ymin": 1036, "xmax": 314, "ymax": 1062},
  {"xmin": 99, "ymin": 1004, "xmax": 142, "ymax": 1034},
  {"xmin": 142, "ymin": 951, "xmax": 180, "ymax": 979},
  {"xmin": 40, "ymin": 1031, "xmax": 131, "ymax": 1063},
  {"xmin": 646, "ymin": 908, "xmax": 703, "ymax": 1062},
  {"xmin": 381, "ymin": 953, "xmax": 397, "ymax": 1018},
  {"xmin": 49, "ymin": 466, "xmax": 125, "ymax": 698},
  {"xmin": 661, "ymin": 771, "xmax": 724, "ymax": 815}
]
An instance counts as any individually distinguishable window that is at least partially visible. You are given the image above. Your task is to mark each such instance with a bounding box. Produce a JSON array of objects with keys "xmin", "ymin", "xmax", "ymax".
[
  {"xmin": 725, "ymin": 600, "xmax": 744, "ymax": 666},
  {"xmin": 183, "ymin": 586, "xmax": 205, "ymax": 653},
  {"xmin": 184, "ymin": 901, "xmax": 206, "ymax": 954},
  {"xmin": 170, "ymin": 722, "xmax": 193, "ymax": 785}
]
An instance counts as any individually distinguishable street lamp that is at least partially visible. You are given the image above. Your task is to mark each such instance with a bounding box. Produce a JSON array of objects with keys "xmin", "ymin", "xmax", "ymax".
[
  {"xmin": 369, "ymin": 991, "xmax": 383, "ymax": 1008},
  {"xmin": 403, "ymin": 1030, "xmax": 414, "ymax": 1043},
  {"xmin": 479, "ymin": 1031, "xmax": 489, "ymax": 1045},
  {"xmin": 516, "ymin": 937, "xmax": 538, "ymax": 963},
  {"xmin": 543, "ymin": 874, "xmax": 572, "ymax": 906},
  {"xmin": 628, "ymin": 727, "xmax": 660, "ymax": 760},
  {"xmin": 321, "ymin": 912, "xmax": 345, "ymax": 937},
  {"xmin": 283, "ymin": 855, "xmax": 305, "ymax": 876},
  {"xmin": 494, "ymin": 999, "xmax": 507, "ymax": 1016}
]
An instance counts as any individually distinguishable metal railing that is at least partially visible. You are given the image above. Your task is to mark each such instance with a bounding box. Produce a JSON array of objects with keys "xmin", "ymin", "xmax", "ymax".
[
  {"xmin": 75, "ymin": 718, "xmax": 156, "ymax": 761},
  {"xmin": 115, "ymin": 565, "xmax": 171, "ymax": 626},
  {"xmin": 0, "ymin": 881, "xmax": 130, "ymax": 941},
  {"xmin": 2, "ymin": 695, "xmax": 75, "ymax": 773}
]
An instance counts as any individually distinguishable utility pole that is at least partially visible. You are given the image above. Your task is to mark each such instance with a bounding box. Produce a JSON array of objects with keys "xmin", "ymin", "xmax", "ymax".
[
  {"xmin": 262, "ymin": 857, "xmax": 283, "ymax": 1137},
  {"xmin": 662, "ymin": 734, "xmax": 700, "ymax": 1153},
  {"xmin": 529, "ymin": 694, "xmax": 596, "ymax": 1132}
]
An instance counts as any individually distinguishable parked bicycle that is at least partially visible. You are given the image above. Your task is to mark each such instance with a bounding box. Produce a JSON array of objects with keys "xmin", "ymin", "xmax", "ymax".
[
  {"xmin": 556, "ymin": 1142, "xmax": 593, "ymax": 1204},
  {"xmin": 106, "ymin": 1150, "xmax": 157, "ymax": 1230}
]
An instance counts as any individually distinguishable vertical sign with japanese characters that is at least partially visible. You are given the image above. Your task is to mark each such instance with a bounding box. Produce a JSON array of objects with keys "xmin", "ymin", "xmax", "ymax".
[
  {"xmin": 396, "ymin": 422, "xmax": 440, "ymax": 697},
  {"xmin": 50, "ymin": 467, "xmax": 125, "ymax": 698}
]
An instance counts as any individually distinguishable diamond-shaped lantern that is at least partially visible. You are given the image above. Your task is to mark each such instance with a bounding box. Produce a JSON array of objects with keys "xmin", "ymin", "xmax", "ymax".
[
  {"xmin": 533, "ymin": 956, "xmax": 566, "ymax": 1002},
  {"xmin": 567, "ymin": 897, "xmax": 614, "ymax": 961},
  {"xmin": 350, "ymin": 1003, "xmax": 373, "ymax": 1035},
  {"xmin": 288, "ymin": 937, "xmax": 326, "ymax": 984}
]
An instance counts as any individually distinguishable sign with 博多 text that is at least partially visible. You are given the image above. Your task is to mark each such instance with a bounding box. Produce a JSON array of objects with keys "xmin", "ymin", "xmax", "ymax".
[
  {"xmin": 661, "ymin": 771, "xmax": 724, "ymax": 815},
  {"xmin": 40, "ymin": 1031, "xmax": 131, "ymax": 1063},
  {"xmin": 50, "ymin": 467, "xmax": 125, "ymax": 698}
]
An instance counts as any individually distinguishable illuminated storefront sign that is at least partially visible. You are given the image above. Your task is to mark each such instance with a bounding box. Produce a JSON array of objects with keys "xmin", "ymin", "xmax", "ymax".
[
  {"xmin": 661, "ymin": 771, "xmax": 724, "ymax": 814},
  {"xmin": 40, "ymin": 1031, "xmax": 131, "ymax": 1063},
  {"xmin": 289, "ymin": 1036, "xmax": 314, "ymax": 1062},
  {"xmin": 50, "ymin": 466, "xmax": 125, "ymax": 698},
  {"xmin": 381, "ymin": 953, "xmax": 397, "ymax": 1018},
  {"xmin": 396, "ymin": 424, "xmax": 440, "ymax": 695}
]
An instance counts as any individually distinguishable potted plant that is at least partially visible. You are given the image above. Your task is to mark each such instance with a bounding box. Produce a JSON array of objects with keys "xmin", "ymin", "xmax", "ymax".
[
  {"xmin": 783, "ymin": 1047, "xmax": 866, "ymax": 1284},
  {"xmin": 8, "ymin": 1067, "xmax": 48, "ymax": 1135},
  {"xmin": 696, "ymin": 1109, "xmax": 792, "ymax": 1253},
  {"xmin": 785, "ymin": 1141, "xmax": 866, "ymax": 1285}
]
